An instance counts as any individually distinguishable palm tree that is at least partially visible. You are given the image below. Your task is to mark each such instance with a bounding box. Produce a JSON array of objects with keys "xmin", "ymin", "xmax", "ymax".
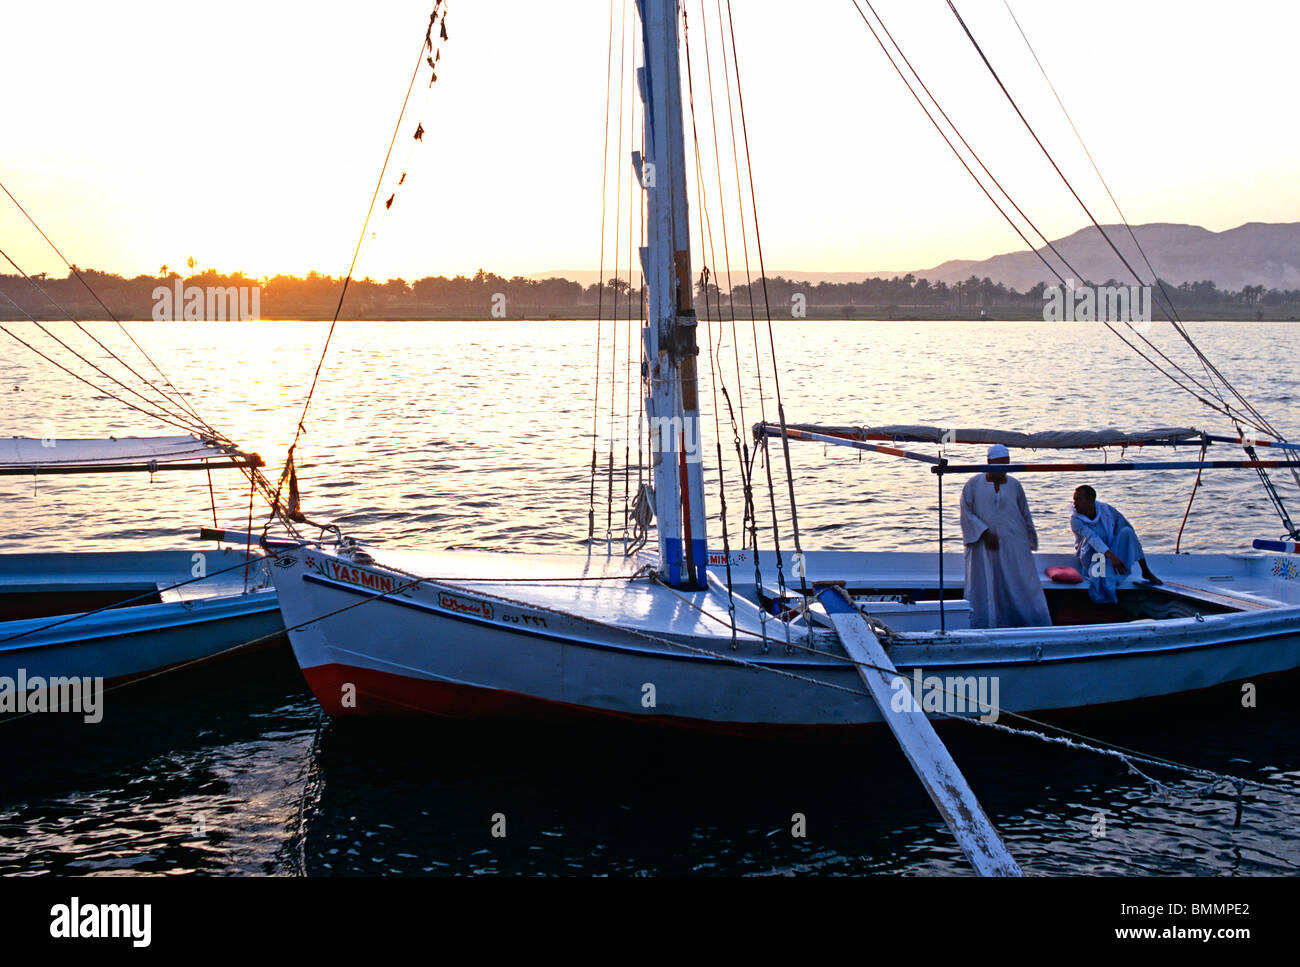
[
  {"xmin": 159, "ymin": 264, "xmax": 169, "ymax": 278},
  {"xmin": 186, "ymin": 256, "xmax": 197, "ymax": 276}
]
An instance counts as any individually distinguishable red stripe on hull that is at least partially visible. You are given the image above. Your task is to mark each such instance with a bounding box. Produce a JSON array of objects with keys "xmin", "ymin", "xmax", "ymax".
[
  {"xmin": 299, "ymin": 662, "xmax": 880, "ymax": 740},
  {"xmin": 298, "ymin": 661, "xmax": 1300, "ymax": 743}
]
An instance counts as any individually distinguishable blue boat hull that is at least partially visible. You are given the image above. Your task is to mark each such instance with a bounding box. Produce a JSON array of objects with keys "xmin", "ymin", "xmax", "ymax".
[{"xmin": 0, "ymin": 548, "xmax": 286, "ymax": 708}]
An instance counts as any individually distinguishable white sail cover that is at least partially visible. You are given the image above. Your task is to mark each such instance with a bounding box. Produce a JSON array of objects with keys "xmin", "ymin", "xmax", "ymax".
[
  {"xmin": 0, "ymin": 435, "xmax": 255, "ymax": 471},
  {"xmin": 773, "ymin": 423, "xmax": 1204, "ymax": 450}
]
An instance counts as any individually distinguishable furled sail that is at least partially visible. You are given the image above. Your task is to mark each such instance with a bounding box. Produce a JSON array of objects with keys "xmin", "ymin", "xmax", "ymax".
[
  {"xmin": 760, "ymin": 423, "xmax": 1205, "ymax": 450},
  {"xmin": 0, "ymin": 435, "xmax": 262, "ymax": 475}
]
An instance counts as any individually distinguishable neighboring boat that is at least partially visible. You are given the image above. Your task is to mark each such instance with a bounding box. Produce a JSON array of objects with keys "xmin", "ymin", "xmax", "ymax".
[
  {"xmin": 266, "ymin": 0, "xmax": 1300, "ymax": 735},
  {"xmin": 1, "ymin": 434, "xmax": 283, "ymax": 712}
]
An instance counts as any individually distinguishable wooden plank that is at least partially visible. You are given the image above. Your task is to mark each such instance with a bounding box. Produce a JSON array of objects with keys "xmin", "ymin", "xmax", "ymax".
[
  {"xmin": 815, "ymin": 583, "xmax": 1022, "ymax": 877},
  {"xmin": 1158, "ymin": 580, "xmax": 1276, "ymax": 612}
]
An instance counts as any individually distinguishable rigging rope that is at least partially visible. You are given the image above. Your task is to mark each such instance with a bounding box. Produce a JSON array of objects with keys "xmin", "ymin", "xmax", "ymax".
[
  {"xmin": 352, "ymin": 9, "xmax": 449, "ymax": 271},
  {"xmin": 999, "ymin": 0, "xmax": 1195, "ymax": 330},
  {"xmin": 271, "ymin": 2, "xmax": 448, "ymax": 528},
  {"xmin": 624, "ymin": 6, "xmax": 644, "ymax": 552},
  {"xmin": 848, "ymin": 0, "xmax": 1300, "ymax": 543},
  {"xmin": 1175, "ymin": 440, "xmax": 1208, "ymax": 553},
  {"xmin": 724, "ymin": 0, "xmax": 808, "ymax": 615},
  {"xmin": 623, "ymin": 42, "xmax": 638, "ymax": 550},
  {"xmin": 628, "ymin": 481, "xmax": 654, "ymax": 555},
  {"xmin": 845, "ymin": 0, "xmax": 1271, "ymax": 436},
  {"xmin": 632, "ymin": 175, "xmax": 649, "ymax": 553},
  {"xmin": 692, "ymin": 0, "xmax": 765, "ymax": 648},
  {"xmin": 682, "ymin": 3, "xmax": 739, "ymax": 649},
  {"xmin": 945, "ymin": 1, "xmax": 1279, "ymax": 432},
  {"xmin": 0, "ymin": 247, "xmax": 211, "ymax": 432},
  {"xmin": 0, "ymin": 178, "xmax": 214, "ymax": 428},
  {"xmin": 588, "ymin": 0, "xmax": 618, "ymax": 543},
  {"xmin": 695, "ymin": 0, "xmax": 755, "ymax": 559},
  {"xmin": 0, "ymin": 306, "xmax": 290, "ymax": 522},
  {"xmin": 944, "ymin": 0, "xmax": 1297, "ymax": 533},
  {"xmin": 693, "ymin": 0, "xmax": 746, "ymax": 545},
  {"xmin": 998, "ymin": 0, "xmax": 1300, "ymax": 531},
  {"xmin": 0, "ymin": 311, "xmax": 208, "ymax": 436},
  {"xmin": 0, "ymin": 179, "xmax": 301, "ymax": 527},
  {"xmin": 705, "ymin": 0, "xmax": 791, "ymax": 651},
  {"xmin": 606, "ymin": 0, "xmax": 631, "ymax": 548}
]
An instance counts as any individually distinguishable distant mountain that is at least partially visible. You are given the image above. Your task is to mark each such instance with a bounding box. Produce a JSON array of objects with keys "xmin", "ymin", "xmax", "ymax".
[
  {"xmin": 914, "ymin": 222, "xmax": 1300, "ymax": 293},
  {"xmin": 530, "ymin": 222, "xmax": 1300, "ymax": 293}
]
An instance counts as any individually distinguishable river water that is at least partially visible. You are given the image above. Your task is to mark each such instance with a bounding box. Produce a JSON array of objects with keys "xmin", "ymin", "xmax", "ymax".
[{"xmin": 2, "ymin": 318, "xmax": 1298, "ymax": 875}]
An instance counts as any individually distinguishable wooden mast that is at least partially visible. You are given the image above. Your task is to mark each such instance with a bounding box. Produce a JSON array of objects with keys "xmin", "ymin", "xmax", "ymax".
[{"xmin": 636, "ymin": 0, "xmax": 708, "ymax": 589}]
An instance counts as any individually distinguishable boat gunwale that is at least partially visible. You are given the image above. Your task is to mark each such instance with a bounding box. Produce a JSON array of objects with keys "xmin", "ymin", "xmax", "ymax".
[
  {"xmin": 0, "ymin": 588, "xmax": 280, "ymax": 653},
  {"xmin": 297, "ymin": 569, "xmax": 1300, "ymax": 672}
]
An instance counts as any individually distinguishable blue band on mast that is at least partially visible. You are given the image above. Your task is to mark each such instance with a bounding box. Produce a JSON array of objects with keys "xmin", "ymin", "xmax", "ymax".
[
  {"xmin": 691, "ymin": 538, "xmax": 708, "ymax": 577},
  {"xmin": 665, "ymin": 537, "xmax": 683, "ymax": 586}
]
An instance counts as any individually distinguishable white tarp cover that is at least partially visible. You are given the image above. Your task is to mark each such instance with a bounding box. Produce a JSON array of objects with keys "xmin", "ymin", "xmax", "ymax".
[
  {"xmin": 775, "ymin": 423, "xmax": 1204, "ymax": 449},
  {"xmin": 0, "ymin": 435, "xmax": 244, "ymax": 470}
]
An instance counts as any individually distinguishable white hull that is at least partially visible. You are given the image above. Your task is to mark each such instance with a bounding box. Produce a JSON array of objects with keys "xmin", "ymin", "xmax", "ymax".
[{"xmin": 269, "ymin": 542, "xmax": 1300, "ymax": 734}]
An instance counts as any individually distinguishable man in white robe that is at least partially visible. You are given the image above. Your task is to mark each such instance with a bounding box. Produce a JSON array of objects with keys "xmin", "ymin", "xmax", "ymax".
[
  {"xmin": 1070, "ymin": 484, "xmax": 1161, "ymax": 604},
  {"xmin": 960, "ymin": 444, "xmax": 1052, "ymax": 629}
]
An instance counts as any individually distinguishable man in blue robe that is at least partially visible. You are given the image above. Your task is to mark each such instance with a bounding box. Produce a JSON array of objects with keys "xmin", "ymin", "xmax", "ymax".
[{"xmin": 1070, "ymin": 485, "xmax": 1161, "ymax": 604}]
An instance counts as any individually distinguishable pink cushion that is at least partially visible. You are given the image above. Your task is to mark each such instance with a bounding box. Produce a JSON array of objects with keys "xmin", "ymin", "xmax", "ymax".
[{"xmin": 1045, "ymin": 565, "xmax": 1085, "ymax": 584}]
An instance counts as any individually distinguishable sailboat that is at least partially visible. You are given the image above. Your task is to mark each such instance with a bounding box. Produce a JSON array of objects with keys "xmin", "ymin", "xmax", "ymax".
[
  {"xmin": 257, "ymin": 0, "xmax": 1300, "ymax": 874},
  {"xmin": 267, "ymin": 0, "xmax": 1300, "ymax": 737}
]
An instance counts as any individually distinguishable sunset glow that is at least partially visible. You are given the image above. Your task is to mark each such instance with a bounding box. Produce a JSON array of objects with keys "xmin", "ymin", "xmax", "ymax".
[{"xmin": 2, "ymin": 0, "xmax": 1297, "ymax": 285}]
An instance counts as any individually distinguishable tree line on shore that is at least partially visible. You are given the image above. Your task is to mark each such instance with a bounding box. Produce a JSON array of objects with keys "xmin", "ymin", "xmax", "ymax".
[{"xmin": 1, "ymin": 265, "xmax": 1298, "ymax": 319}]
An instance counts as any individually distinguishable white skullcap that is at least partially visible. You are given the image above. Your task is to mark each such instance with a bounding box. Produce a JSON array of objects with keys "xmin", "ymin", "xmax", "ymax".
[{"xmin": 987, "ymin": 443, "xmax": 1010, "ymax": 461}]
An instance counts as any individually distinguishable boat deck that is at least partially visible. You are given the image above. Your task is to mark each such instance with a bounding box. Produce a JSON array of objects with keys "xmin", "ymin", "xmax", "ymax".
[
  {"xmin": 345, "ymin": 544, "xmax": 1300, "ymax": 642},
  {"xmin": 370, "ymin": 546, "xmax": 771, "ymax": 642},
  {"xmin": 0, "ymin": 548, "xmax": 270, "ymax": 622}
]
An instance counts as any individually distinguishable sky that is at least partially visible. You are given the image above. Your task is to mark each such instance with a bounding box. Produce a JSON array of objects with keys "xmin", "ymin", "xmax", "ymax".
[{"xmin": 2, "ymin": 0, "xmax": 1297, "ymax": 283}]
